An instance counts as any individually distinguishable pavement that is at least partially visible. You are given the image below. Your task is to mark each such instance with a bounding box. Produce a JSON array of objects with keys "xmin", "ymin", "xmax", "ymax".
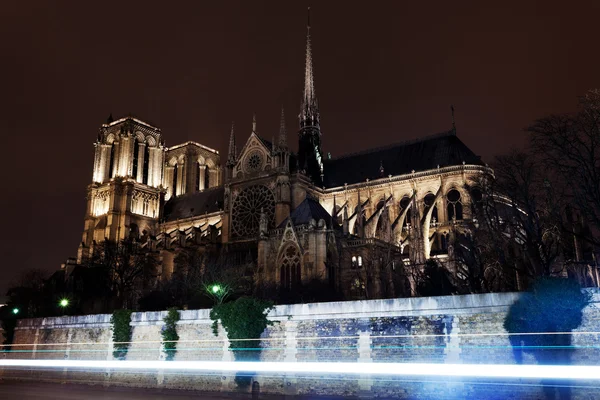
[{"xmin": 0, "ymin": 380, "xmax": 352, "ymax": 400}]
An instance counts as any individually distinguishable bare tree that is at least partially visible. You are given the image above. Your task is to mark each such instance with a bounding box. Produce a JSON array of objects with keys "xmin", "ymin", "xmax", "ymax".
[
  {"xmin": 466, "ymin": 150, "xmax": 569, "ymax": 289},
  {"xmin": 168, "ymin": 246, "xmax": 205, "ymax": 306},
  {"xmin": 200, "ymin": 253, "xmax": 244, "ymax": 304},
  {"xmin": 88, "ymin": 239, "xmax": 159, "ymax": 309},
  {"xmin": 528, "ymin": 90, "xmax": 600, "ymax": 245}
]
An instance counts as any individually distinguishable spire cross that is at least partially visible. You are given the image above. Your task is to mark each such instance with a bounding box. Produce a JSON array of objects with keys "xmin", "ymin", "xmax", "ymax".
[{"xmin": 451, "ymin": 105, "xmax": 456, "ymax": 132}]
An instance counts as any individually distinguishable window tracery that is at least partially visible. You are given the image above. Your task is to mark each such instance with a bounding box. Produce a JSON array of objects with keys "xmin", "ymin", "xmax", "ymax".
[
  {"xmin": 244, "ymin": 150, "xmax": 264, "ymax": 173},
  {"xmin": 280, "ymin": 244, "xmax": 301, "ymax": 290},
  {"xmin": 447, "ymin": 189, "xmax": 463, "ymax": 221},
  {"xmin": 231, "ymin": 185, "xmax": 275, "ymax": 238}
]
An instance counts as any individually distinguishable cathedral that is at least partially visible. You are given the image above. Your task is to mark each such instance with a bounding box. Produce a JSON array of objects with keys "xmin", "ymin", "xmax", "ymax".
[{"xmin": 73, "ymin": 20, "xmax": 489, "ymax": 301}]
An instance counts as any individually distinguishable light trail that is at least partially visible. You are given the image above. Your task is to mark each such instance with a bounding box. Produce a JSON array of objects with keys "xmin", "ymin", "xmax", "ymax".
[
  {"xmin": 1, "ymin": 330, "xmax": 599, "ymax": 347},
  {"xmin": 8, "ymin": 368, "xmax": 600, "ymax": 391},
  {"xmin": 3, "ymin": 344, "xmax": 600, "ymax": 353},
  {"xmin": 1, "ymin": 359, "xmax": 600, "ymax": 381}
]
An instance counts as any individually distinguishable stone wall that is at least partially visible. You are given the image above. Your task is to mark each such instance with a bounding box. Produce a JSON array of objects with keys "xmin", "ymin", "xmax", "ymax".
[{"xmin": 2, "ymin": 291, "xmax": 600, "ymax": 399}]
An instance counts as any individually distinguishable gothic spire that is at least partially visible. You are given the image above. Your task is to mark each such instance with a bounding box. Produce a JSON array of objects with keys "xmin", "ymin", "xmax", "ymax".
[
  {"xmin": 278, "ymin": 106, "xmax": 287, "ymax": 149},
  {"xmin": 226, "ymin": 122, "xmax": 236, "ymax": 167},
  {"xmin": 252, "ymin": 113, "xmax": 257, "ymax": 134},
  {"xmin": 300, "ymin": 7, "xmax": 319, "ymax": 129},
  {"xmin": 297, "ymin": 7, "xmax": 324, "ymax": 186}
]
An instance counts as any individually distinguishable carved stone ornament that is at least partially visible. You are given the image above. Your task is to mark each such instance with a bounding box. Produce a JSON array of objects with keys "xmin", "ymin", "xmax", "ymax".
[{"xmin": 231, "ymin": 185, "xmax": 275, "ymax": 238}]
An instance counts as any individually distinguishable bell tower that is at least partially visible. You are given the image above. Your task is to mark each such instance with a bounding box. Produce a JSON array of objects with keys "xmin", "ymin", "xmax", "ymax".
[{"xmin": 78, "ymin": 116, "xmax": 165, "ymax": 263}]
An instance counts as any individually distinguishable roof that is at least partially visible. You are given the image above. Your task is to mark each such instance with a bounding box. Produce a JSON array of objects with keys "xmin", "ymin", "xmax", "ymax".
[
  {"xmin": 257, "ymin": 136, "xmax": 273, "ymax": 150},
  {"xmin": 279, "ymin": 197, "xmax": 333, "ymax": 228},
  {"xmin": 167, "ymin": 141, "xmax": 219, "ymax": 155},
  {"xmin": 163, "ymin": 187, "xmax": 224, "ymax": 222},
  {"xmin": 101, "ymin": 115, "xmax": 160, "ymax": 131},
  {"xmin": 322, "ymin": 131, "xmax": 482, "ymax": 188}
]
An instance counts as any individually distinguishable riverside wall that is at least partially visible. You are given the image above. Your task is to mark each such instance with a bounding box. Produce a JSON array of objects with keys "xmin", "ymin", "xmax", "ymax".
[{"xmin": 2, "ymin": 291, "xmax": 600, "ymax": 399}]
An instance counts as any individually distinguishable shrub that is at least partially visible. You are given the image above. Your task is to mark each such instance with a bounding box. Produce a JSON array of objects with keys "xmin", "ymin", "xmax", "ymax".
[
  {"xmin": 162, "ymin": 308, "xmax": 180, "ymax": 361},
  {"xmin": 210, "ymin": 297, "xmax": 274, "ymax": 388},
  {"xmin": 111, "ymin": 309, "xmax": 132, "ymax": 360}
]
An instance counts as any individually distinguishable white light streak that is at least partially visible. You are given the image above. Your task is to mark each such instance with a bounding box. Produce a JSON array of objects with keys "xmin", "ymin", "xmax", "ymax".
[{"xmin": 1, "ymin": 360, "xmax": 599, "ymax": 381}]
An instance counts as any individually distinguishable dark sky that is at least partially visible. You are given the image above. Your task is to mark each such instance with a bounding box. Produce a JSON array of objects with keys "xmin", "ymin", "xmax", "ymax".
[{"xmin": 1, "ymin": 1, "xmax": 599, "ymax": 293}]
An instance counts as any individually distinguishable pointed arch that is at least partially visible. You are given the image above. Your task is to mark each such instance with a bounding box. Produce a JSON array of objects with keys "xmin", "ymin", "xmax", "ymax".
[{"xmin": 279, "ymin": 243, "xmax": 302, "ymax": 290}]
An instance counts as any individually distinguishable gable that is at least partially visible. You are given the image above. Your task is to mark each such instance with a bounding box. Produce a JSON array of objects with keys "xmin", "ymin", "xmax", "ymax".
[{"xmin": 234, "ymin": 133, "xmax": 273, "ymax": 178}]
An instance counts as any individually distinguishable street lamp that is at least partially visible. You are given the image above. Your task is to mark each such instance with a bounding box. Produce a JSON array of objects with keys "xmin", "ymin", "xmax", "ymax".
[
  {"xmin": 12, "ymin": 307, "xmax": 19, "ymax": 315},
  {"xmin": 211, "ymin": 284, "xmax": 221, "ymax": 294},
  {"xmin": 59, "ymin": 299, "xmax": 69, "ymax": 308}
]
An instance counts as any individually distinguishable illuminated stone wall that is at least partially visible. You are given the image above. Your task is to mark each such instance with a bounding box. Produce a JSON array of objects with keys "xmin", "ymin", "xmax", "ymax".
[{"xmin": 5, "ymin": 291, "xmax": 600, "ymax": 398}]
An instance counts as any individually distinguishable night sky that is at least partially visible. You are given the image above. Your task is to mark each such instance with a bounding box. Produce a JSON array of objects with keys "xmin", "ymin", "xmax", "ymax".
[{"xmin": 1, "ymin": 1, "xmax": 599, "ymax": 294}]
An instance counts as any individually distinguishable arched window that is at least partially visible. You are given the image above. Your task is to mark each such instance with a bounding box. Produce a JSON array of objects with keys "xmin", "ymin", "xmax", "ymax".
[
  {"xmin": 447, "ymin": 189, "xmax": 463, "ymax": 221},
  {"xmin": 142, "ymin": 145, "xmax": 150, "ymax": 185},
  {"xmin": 441, "ymin": 233, "xmax": 448, "ymax": 251},
  {"xmin": 351, "ymin": 256, "xmax": 357, "ymax": 268},
  {"xmin": 132, "ymin": 138, "xmax": 140, "ymax": 179},
  {"xmin": 172, "ymin": 164, "xmax": 178, "ymax": 197},
  {"xmin": 424, "ymin": 193, "xmax": 438, "ymax": 222},
  {"xmin": 280, "ymin": 245, "xmax": 301, "ymax": 290},
  {"xmin": 109, "ymin": 142, "xmax": 116, "ymax": 178},
  {"xmin": 205, "ymin": 166, "xmax": 210, "ymax": 189},
  {"xmin": 357, "ymin": 256, "xmax": 363, "ymax": 267},
  {"xmin": 399, "ymin": 196, "xmax": 412, "ymax": 228}
]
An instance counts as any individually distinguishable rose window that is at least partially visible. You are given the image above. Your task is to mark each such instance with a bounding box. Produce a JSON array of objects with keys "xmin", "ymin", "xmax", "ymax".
[
  {"xmin": 231, "ymin": 185, "xmax": 275, "ymax": 238},
  {"xmin": 244, "ymin": 151, "xmax": 263, "ymax": 173}
]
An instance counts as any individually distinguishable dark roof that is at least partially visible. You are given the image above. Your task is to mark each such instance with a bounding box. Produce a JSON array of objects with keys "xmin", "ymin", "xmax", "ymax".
[
  {"xmin": 322, "ymin": 131, "xmax": 482, "ymax": 187},
  {"xmin": 257, "ymin": 136, "xmax": 273, "ymax": 150},
  {"xmin": 163, "ymin": 187, "xmax": 224, "ymax": 222},
  {"xmin": 280, "ymin": 197, "xmax": 333, "ymax": 228}
]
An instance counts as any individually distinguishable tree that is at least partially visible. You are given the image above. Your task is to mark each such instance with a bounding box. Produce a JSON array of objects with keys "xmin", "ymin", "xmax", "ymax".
[
  {"xmin": 200, "ymin": 252, "xmax": 244, "ymax": 305},
  {"xmin": 210, "ymin": 297, "xmax": 274, "ymax": 388},
  {"xmin": 463, "ymin": 150, "xmax": 569, "ymax": 292},
  {"xmin": 88, "ymin": 239, "xmax": 159, "ymax": 309},
  {"xmin": 168, "ymin": 246, "xmax": 205, "ymax": 307},
  {"xmin": 528, "ymin": 90, "xmax": 600, "ymax": 246}
]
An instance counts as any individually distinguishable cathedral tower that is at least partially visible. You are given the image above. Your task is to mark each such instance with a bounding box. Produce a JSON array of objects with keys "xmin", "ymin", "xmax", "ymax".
[
  {"xmin": 78, "ymin": 116, "xmax": 165, "ymax": 262},
  {"xmin": 297, "ymin": 9, "xmax": 324, "ymax": 186}
]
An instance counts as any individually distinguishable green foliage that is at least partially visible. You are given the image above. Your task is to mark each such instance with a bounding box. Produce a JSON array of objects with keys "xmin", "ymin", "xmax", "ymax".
[
  {"xmin": 210, "ymin": 297, "xmax": 274, "ymax": 388},
  {"xmin": 110, "ymin": 309, "xmax": 132, "ymax": 360},
  {"xmin": 504, "ymin": 277, "xmax": 591, "ymax": 364},
  {"xmin": 161, "ymin": 308, "xmax": 180, "ymax": 361}
]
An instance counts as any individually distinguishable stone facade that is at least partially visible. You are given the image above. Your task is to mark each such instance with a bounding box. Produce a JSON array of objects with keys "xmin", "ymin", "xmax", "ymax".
[
  {"xmin": 4, "ymin": 291, "xmax": 600, "ymax": 398},
  {"xmin": 71, "ymin": 21, "xmax": 491, "ymax": 301}
]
